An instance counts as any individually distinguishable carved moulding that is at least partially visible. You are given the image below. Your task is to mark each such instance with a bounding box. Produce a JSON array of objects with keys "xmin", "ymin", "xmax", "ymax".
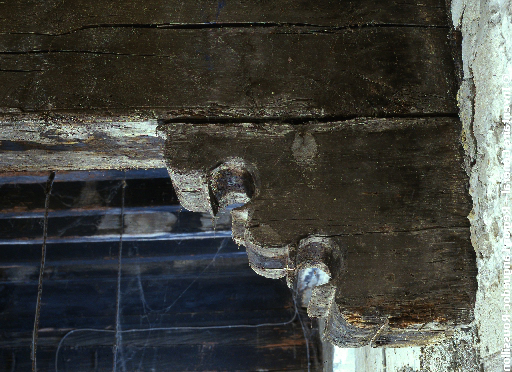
[{"xmin": 158, "ymin": 118, "xmax": 477, "ymax": 347}]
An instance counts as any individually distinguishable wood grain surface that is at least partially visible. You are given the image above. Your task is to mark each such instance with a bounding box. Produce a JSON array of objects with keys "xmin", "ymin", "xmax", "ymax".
[
  {"xmin": 162, "ymin": 117, "xmax": 476, "ymax": 346},
  {"xmin": 0, "ymin": 0, "xmax": 474, "ymax": 353},
  {"xmin": 0, "ymin": 27, "xmax": 457, "ymax": 117},
  {"xmin": 0, "ymin": 0, "xmax": 449, "ymax": 35},
  {"xmin": 0, "ymin": 117, "xmax": 165, "ymax": 171}
]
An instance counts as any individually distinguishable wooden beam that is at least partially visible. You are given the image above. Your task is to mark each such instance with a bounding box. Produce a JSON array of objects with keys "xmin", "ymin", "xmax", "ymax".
[
  {"xmin": 0, "ymin": 0, "xmax": 471, "ymax": 353},
  {"xmin": 0, "ymin": 116, "xmax": 165, "ymax": 171},
  {"xmin": 0, "ymin": 0, "xmax": 449, "ymax": 35},
  {"xmin": 0, "ymin": 27, "xmax": 457, "ymax": 117},
  {"xmin": 0, "ymin": 2, "xmax": 458, "ymax": 173},
  {"xmin": 162, "ymin": 117, "xmax": 470, "ymax": 238},
  {"xmin": 161, "ymin": 117, "xmax": 477, "ymax": 347}
]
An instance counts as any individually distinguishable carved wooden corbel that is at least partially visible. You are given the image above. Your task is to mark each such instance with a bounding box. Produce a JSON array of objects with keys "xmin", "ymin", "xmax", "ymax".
[{"xmin": 159, "ymin": 118, "xmax": 478, "ymax": 347}]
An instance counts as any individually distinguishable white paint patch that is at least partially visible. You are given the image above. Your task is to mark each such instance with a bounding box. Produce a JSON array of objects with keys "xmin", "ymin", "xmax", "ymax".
[{"xmin": 333, "ymin": 348, "xmax": 356, "ymax": 372}]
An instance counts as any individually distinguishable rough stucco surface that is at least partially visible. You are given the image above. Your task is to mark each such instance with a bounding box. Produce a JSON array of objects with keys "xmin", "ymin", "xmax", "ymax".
[
  {"xmin": 453, "ymin": 0, "xmax": 511, "ymax": 370},
  {"xmin": 422, "ymin": 1, "xmax": 512, "ymax": 371}
]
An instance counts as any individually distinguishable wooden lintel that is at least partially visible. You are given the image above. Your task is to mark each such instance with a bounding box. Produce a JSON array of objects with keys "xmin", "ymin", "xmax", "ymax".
[
  {"xmin": 0, "ymin": 26, "xmax": 457, "ymax": 117},
  {"xmin": 0, "ymin": 115, "xmax": 165, "ymax": 172},
  {"xmin": 161, "ymin": 117, "xmax": 477, "ymax": 347},
  {"xmin": 0, "ymin": 0, "xmax": 449, "ymax": 35}
]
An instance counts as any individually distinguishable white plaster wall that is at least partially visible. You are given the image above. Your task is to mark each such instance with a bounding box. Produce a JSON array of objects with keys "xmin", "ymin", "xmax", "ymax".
[{"xmin": 452, "ymin": 0, "xmax": 512, "ymax": 370}]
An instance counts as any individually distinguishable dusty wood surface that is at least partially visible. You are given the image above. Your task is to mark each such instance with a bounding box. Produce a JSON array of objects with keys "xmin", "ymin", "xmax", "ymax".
[
  {"xmin": 162, "ymin": 118, "xmax": 470, "ymax": 239},
  {"xmin": 0, "ymin": 117, "xmax": 165, "ymax": 171},
  {"xmin": 0, "ymin": 0, "xmax": 449, "ymax": 35},
  {"xmin": 0, "ymin": 0, "xmax": 474, "ymax": 353},
  {"xmin": 0, "ymin": 27, "xmax": 457, "ymax": 118},
  {"xmin": 162, "ymin": 117, "xmax": 477, "ymax": 347},
  {"xmin": 0, "ymin": 1, "xmax": 458, "ymax": 173}
]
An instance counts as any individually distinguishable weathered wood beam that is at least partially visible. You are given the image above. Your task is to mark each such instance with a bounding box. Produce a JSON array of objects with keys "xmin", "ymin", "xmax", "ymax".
[
  {"xmin": 0, "ymin": 3, "xmax": 458, "ymax": 173},
  {"xmin": 0, "ymin": 0, "xmax": 449, "ymax": 35},
  {"xmin": 0, "ymin": 0, "xmax": 472, "ymax": 352},
  {"xmin": 0, "ymin": 116, "xmax": 165, "ymax": 171},
  {"xmin": 162, "ymin": 118, "xmax": 470, "ymax": 237},
  {"xmin": 161, "ymin": 117, "xmax": 477, "ymax": 347},
  {"xmin": 0, "ymin": 27, "xmax": 457, "ymax": 117}
]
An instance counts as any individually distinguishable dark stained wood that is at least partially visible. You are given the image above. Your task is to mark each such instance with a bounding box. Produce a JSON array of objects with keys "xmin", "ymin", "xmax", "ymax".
[
  {"xmin": 163, "ymin": 117, "xmax": 470, "ymax": 240},
  {"xmin": 0, "ymin": 1, "xmax": 458, "ymax": 176},
  {"xmin": 0, "ymin": 0, "xmax": 449, "ymax": 35},
  {"xmin": 162, "ymin": 117, "xmax": 476, "ymax": 347},
  {"xmin": 0, "ymin": 237, "xmax": 321, "ymax": 371},
  {"xmin": 0, "ymin": 176, "xmax": 177, "ymax": 213},
  {"xmin": 0, "ymin": 27, "xmax": 457, "ymax": 117},
  {"xmin": 0, "ymin": 0, "xmax": 472, "ymax": 356},
  {"xmin": 330, "ymin": 228, "xmax": 475, "ymax": 347}
]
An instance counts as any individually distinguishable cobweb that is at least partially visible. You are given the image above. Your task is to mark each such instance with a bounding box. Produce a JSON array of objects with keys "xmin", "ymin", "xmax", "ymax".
[{"xmin": 26, "ymin": 171, "xmax": 314, "ymax": 372}]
